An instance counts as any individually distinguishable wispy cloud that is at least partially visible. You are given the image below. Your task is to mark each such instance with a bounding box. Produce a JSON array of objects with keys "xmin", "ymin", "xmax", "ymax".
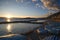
[
  {"xmin": 35, "ymin": 3, "xmax": 45, "ymax": 9},
  {"xmin": 16, "ymin": 0, "xmax": 19, "ymax": 3},
  {"xmin": 41, "ymin": 6, "xmax": 45, "ymax": 9},
  {"xmin": 32, "ymin": 0, "xmax": 37, "ymax": 2},
  {"xmin": 35, "ymin": 3, "xmax": 40, "ymax": 7},
  {"xmin": 41, "ymin": 0, "xmax": 60, "ymax": 10},
  {"xmin": 16, "ymin": 0, "xmax": 24, "ymax": 3}
]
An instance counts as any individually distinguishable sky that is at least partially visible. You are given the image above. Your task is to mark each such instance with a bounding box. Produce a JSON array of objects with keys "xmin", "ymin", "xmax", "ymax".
[{"xmin": 0, "ymin": 0, "xmax": 60, "ymax": 18}]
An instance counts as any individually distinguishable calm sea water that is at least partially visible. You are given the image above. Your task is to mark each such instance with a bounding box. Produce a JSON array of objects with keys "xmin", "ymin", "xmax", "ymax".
[
  {"xmin": 0, "ymin": 18, "xmax": 45, "ymax": 36},
  {"xmin": 0, "ymin": 23, "xmax": 40, "ymax": 36},
  {"xmin": 0, "ymin": 19, "xmax": 60, "ymax": 40}
]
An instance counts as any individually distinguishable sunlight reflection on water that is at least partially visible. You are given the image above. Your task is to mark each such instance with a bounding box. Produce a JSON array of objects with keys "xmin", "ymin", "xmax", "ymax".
[
  {"xmin": 0, "ymin": 23, "xmax": 40, "ymax": 36},
  {"xmin": 0, "ymin": 34, "xmax": 17, "ymax": 38},
  {"xmin": 6, "ymin": 18, "xmax": 11, "ymax": 22},
  {"xmin": 7, "ymin": 24, "xmax": 12, "ymax": 32}
]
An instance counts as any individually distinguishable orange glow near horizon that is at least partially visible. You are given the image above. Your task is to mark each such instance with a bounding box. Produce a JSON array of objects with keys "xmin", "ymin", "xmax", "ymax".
[
  {"xmin": 0, "ymin": 14, "xmax": 46, "ymax": 18},
  {"xmin": 0, "ymin": 13, "xmax": 46, "ymax": 18},
  {"xmin": 5, "ymin": 15, "xmax": 12, "ymax": 18}
]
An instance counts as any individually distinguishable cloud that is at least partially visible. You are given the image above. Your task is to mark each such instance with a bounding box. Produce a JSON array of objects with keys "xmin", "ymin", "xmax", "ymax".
[
  {"xmin": 16, "ymin": 0, "xmax": 24, "ymax": 3},
  {"xmin": 35, "ymin": 3, "xmax": 39, "ymax": 7},
  {"xmin": 41, "ymin": 6, "xmax": 45, "ymax": 9},
  {"xmin": 35, "ymin": 3, "xmax": 45, "ymax": 9},
  {"xmin": 16, "ymin": 0, "xmax": 19, "ymax": 2},
  {"xmin": 32, "ymin": 0, "xmax": 37, "ymax": 2},
  {"xmin": 41, "ymin": 0, "xmax": 60, "ymax": 10},
  {"xmin": 35, "ymin": 3, "xmax": 41, "ymax": 8}
]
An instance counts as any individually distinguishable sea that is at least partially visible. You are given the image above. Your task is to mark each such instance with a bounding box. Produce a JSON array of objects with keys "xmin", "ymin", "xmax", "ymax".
[
  {"xmin": 0, "ymin": 18, "xmax": 41, "ymax": 36},
  {"xmin": 0, "ymin": 18, "xmax": 41, "ymax": 40},
  {"xmin": 0, "ymin": 18, "xmax": 60, "ymax": 40}
]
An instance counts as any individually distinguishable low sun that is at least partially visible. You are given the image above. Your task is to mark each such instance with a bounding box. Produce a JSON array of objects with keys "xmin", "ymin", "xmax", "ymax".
[
  {"xmin": 6, "ymin": 15, "xmax": 11, "ymax": 18},
  {"xmin": 5, "ymin": 14, "xmax": 12, "ymax": 22},
  {"xmin": 5, "ymin": 14, "xmax": 12, "ymax": 18},
  {"xmin": 7, "ymin": 16, "xmax": 11, "ymax": 18}
]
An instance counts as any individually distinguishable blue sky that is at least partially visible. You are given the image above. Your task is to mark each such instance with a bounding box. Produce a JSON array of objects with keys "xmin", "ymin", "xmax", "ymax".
[{"xmin": 0, "ymin": 0, "xmax": 60, "ymax": 18}]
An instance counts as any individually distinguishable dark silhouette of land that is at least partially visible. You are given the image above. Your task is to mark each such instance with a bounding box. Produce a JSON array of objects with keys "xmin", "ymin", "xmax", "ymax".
[
  {"xmin": 0, "ymin": 20, "xmax": 44, "ymax": 24},
  {"xmin": 0, "ymin": 17, "xmax": 46, "ymax": 24}
]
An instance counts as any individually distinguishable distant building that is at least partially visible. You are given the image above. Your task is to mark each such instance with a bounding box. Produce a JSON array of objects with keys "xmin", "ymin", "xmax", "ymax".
[{"xmin": 47, "ymin": 12, "xmax": 60, "ymax": 22}]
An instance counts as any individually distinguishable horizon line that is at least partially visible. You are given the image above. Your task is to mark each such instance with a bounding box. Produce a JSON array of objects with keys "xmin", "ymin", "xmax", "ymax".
[{"xmin": 0, "ymin": 16, "xmax": 47, "ymax": 18}]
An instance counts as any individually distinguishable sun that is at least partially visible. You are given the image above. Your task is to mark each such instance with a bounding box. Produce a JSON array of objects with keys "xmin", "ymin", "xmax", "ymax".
[
  {"xmin": 5, "ymin": 14, "xmax": 12, "ymax": 18},
  {"xmin": 6, "ymin": 15, "xmax": 11, "ymax": 22},
  {"xmin": 5, "ymin": 15, "xmax": 12, "ymax": 22},
  {"xmin": 6, "ymin": 15, "xmax": 11, "ymax": 18},
  {"xmin": 7, "ymin": 16, "xmax": 11, "ymax": 18}
]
